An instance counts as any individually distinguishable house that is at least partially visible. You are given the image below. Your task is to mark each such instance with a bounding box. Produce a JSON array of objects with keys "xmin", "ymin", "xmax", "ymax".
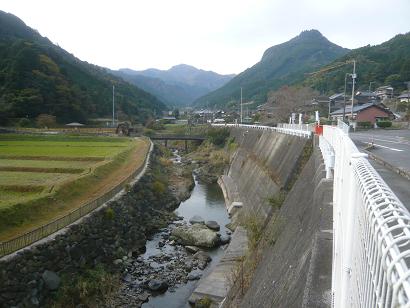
[
  {"xmin": 355, "ymin": 91, "xmax": 377, "ymax": 104},
  {"xmin": 376, "ymin": 86, "xmax": 394, "ymax": 100},
  {"xmin": 160, "ymin": 116, "xmax": 177, "ymax": 124},
  {"xmin": 398, "ymin": 92, "xmax": 410, "ymax": 103},
  {"xmin": 329, "ymin": 93, "xmax": 347, "ymax": 111},
  {"xmin": 330, "ymin": 102, "xmax": 394, "ymax": 124}
]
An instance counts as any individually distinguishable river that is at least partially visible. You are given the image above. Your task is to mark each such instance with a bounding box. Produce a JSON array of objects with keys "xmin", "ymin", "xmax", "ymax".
[{"xmin": 141, "ymin": 164, "xmax": 230, "ymax": 307}]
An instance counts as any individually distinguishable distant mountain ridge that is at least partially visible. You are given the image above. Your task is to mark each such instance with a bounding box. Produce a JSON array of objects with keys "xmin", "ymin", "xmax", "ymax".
[
  {"xmin": 194, "ymin": 30, "xmax": 349, "ymax": 108},
  {"xmin": 113, "ymin": 64, "xmax": 235, "ymax": 106},
  {"xmin": 0, "ymin": 11, "xmax": 166, "ymax": 125}
]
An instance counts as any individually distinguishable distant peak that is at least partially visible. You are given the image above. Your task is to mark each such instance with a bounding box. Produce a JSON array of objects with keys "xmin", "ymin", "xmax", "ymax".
[
  {"xmin": 299, "ymin": 29, "xmax": 323, "ymax": 37},
  {"xmin": 169, "ymin": 64, "xmax": 197, "ymax": 72}
]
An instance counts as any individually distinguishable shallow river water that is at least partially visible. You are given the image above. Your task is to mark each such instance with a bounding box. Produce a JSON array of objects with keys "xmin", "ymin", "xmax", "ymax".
[{"xmin": 141, "ymin": 174, "xmax": 230, "ymax": 308}]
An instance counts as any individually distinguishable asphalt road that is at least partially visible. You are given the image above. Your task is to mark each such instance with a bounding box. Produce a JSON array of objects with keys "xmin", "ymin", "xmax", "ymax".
[
  {"xmin": 350, "ymin": 129, "xmax": 410, "ymax": 173},
  {"xmin": 350, "ymin": 129, "xmax": 410, "ymax": 210}
]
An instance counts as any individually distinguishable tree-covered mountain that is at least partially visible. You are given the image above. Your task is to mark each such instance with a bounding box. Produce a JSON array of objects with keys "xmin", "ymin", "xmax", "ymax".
[
  {"xmin": 194, "ymin": 30, "xmax": 349, "ymax": 108},
  {"xmin": 0, "ymin": 11, "xmax": 166, "ymax": 125},
  {"xmin": 304, "ymin": 32, "xmax": 410, "ymax": 94},
  {"xmin": 113, "ymin": 64, "xmax": 235, "ymax": 107}
]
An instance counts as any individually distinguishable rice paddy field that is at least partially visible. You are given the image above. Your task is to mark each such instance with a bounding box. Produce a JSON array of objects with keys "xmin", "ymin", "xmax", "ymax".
[{"xmin": 0, "ymin": 133, "xmax": 150, "ymax": 240}]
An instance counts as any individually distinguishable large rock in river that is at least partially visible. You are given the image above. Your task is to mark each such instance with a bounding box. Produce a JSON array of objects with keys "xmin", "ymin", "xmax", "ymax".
[
  {"xmin": 189, "ymin": 215, "xmax": 205, "ymax": 225},
  {"xmin": 171, "ymin": 224, "xmax": 219, "ymax": 248}
]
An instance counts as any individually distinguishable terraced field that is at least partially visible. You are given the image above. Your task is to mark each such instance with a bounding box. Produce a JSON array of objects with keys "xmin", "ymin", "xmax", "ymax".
[{"xmin": 0, "ymin": 134, "xmax": 150, "ymax": 240}]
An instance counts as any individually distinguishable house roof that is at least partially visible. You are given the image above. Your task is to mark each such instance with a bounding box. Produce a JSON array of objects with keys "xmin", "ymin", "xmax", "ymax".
[
  {"xmin": 329, "ymin": 93, "xmax": 344, "ymax": 100},
  {"xmin": 356, "ymin": 91, "xmax": 376, "ymax": 97},
  {"xmin": 398, "ymin": 92, "xmax": 410, "ymax": 99},
  {"xmin": 330, "ymin": 102, "xmax": 391, "ymax": 116},
  {"xmin": 66, "ymin": 122, "xmax": 84, "ymax": 126}
]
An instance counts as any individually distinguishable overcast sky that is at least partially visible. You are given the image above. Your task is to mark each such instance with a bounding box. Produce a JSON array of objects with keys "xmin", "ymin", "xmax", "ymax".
[{"xmin": 1, "ymin": 0, "xmax": 410, "ymax": 75}]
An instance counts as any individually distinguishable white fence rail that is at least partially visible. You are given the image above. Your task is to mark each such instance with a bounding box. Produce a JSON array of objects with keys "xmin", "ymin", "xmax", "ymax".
[
  {"xmin": 214, "ymin": 121, "xmax": 410, "ymax": 307},
  {"xmin": 323, "ymin": 124, "xmax": 410, "ymax": 308},
  {"xmin": 211, "ymin": 123, "xmax": 312, "ymax": 138},
  {"xmin": 277, "ymin": 123, "xmax": 316, "ymax": 132}
]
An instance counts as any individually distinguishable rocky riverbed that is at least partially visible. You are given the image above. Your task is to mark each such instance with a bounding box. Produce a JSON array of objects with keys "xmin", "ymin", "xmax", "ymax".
[{"xmin": 111, "ymin": 217, "xmax": 231, "ymax": 307}]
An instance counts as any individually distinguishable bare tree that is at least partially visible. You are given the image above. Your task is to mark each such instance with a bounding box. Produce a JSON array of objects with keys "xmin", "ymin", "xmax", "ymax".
[{"xmin": 264, "ymin": 86, "xmax": 318, "ymax": 122}]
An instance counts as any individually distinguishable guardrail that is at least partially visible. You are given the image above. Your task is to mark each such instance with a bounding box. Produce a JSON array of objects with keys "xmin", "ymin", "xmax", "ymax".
[
  {"xmin": 211, "ymin": 123, "xmax": 313, "ymax": 138},
  {"xmin": 0, "ymin": 140, "xmax": 153, "ymax": 258},
  {"xmin": 323, "ymin": 124, "xmax": 410, "ymax": 307}
]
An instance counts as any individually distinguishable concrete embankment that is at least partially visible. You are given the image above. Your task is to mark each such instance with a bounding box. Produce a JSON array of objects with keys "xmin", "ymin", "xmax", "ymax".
[
  {"xmin": 229, "ymin": 144, "xmax": 333, "ymax": 307},
  {"xmin": 190, "ymin": 128, "xmax": 333, "ymax": 307}
]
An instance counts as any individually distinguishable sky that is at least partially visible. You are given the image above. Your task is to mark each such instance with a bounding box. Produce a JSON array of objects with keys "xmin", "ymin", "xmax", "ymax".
[{"xmin": 1, "ymin": 0, "xmax": 410, "ymax": 75}]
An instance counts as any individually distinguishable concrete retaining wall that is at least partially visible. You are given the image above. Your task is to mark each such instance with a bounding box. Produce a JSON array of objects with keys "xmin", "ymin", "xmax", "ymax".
[
  {"xmin": 227, "ymin": 128, "xmax": 309, "ymax": 218},
  {"xmin": 223, "ymin": 141, "xmax": 333, "ymax": 307},
  {"xmin": 211, "ymin": 129, "xmax": 332, "ymax": 307}
]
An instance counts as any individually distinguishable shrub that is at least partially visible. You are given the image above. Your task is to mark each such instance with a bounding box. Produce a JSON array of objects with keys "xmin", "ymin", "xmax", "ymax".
[
  {"xmin": 104, "ymin": 207, "xmax": 115, "ymax": 220},
  {"xmin": 268, "ymin": 191, "xmax": 286, "ymax": 209},
  {"xmin": 357, "ymin": 121, "xmax": 372, "ymax": 128},
  {"xmin": 207, "ymin": 127, "xmax": 230, "ymax": 146},
  {"xmin": 53, "ymin": 265, "xmax": 119, "ymax": 307},
  {"xmin": 152, "ymin": 180, "xmax": 166, "ymax": 194},
  {"xmin": 377, "ymin": 121, "xmax": 392, "ymax": 128},
  {"xmin": 195, "ymin": 296, "xmax": 212, "ymax": 308},
  {"xmin": 36, "ymin": 114, "xmax": 56, "ymax": 128},
  {"xmin": 143, "ymin": 128, "xmax": 155, "ymax": 136},
  {"xmin": 18, "ymin": 118, "xmax": 32, "ymax": 127}
]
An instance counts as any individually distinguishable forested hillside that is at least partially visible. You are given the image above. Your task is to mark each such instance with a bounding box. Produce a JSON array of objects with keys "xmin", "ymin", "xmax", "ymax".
[
  {"xmin": 194, "ymin": 30, "xmax": 349, "ymax": 108},
  {"xmin": 305, "ymin": 32, "xmax": 410, "ymax": 94},
  {"xmin": 0, "ymin": 11, "xmax": 166, "ymax": 125}
]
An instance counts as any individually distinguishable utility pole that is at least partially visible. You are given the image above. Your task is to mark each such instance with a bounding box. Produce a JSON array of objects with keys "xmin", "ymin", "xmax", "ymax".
[
  {"xmin": 240, "ymin": 87, "xmax": 243, "ymax": 124},
  {"xmin": 369, "ymin": 81, "xmax": 375, "ymax": 92},
  {"xmin": 112, "ymin": 85, "xmax": 115, "ymax": 127},
  {"xmin": 342, "ymin": 73, "xmax": 349, "ymax": 121},
  {"xmin": 350, "ymin": 60, "xmax": 356, "ymax": 120}
]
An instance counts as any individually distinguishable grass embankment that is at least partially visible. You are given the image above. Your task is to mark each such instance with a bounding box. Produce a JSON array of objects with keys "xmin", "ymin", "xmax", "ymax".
[{"xmin": 0, "ymin": 134, "xmax": 150, "ymax": 241}]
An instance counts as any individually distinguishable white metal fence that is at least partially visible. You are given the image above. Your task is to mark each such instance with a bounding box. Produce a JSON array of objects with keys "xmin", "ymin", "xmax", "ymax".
[
  {"xmin": 323, "ymin": 120, "xmax": 410, "ymax": 307},
  {"xmin": 215, "ymin": 120, "xmax": 410, "ymax": 307},
  {"xmin": 211, "ymin": 123, "xmax": 312, "ymax": 138}
]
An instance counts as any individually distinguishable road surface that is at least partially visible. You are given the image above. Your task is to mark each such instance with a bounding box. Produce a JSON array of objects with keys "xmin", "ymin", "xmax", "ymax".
[
  {"xmin": 350, "ymin": 129, "xmax": 410, "ymax": 211},
  {"xmin": 350, "ymin": 129, "xmax": 410, "ymax": 173}
]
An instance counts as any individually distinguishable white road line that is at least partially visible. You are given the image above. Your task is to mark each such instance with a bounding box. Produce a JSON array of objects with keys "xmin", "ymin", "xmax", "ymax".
[{"xmin": 373, "ymin": 143, "xmax": 404, "ymax": 152}]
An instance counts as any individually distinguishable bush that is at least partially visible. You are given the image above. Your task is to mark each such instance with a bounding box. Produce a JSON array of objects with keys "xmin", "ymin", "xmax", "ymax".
[
  {"xmin": 357, "ymin": 121, "xmax": 372, "ymax": 128},
  {"xmin": 152, "ymin": 180, "xmax": 166, "ymax": 194},
  {"xmin": 377, "ymin": 121, "xmax": 392, "ymax": 128},
  {"xmin": 53, "ymin": 265, "xmax": 119, "ymax": 307},
  {"xmin": 104, "ymin": 207, "xmax": 115, "ymax": 220},
  {"xmin": 18, "ymin": 118, "xmax": 32, "ymax": 127},
  {"xmin": 207, "ymin": 127, "xmax": 230, "ymax": 146}
]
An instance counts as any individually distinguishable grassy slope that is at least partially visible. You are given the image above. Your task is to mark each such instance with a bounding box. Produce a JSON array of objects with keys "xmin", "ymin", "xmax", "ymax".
[{"xmin": 0, "ymin": 136, "xmax": 150, "ymax": 241}]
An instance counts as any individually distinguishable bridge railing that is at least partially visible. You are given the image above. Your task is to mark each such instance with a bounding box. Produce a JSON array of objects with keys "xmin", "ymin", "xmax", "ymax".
[
  {"xmin": 211, "ymin": 123, "xmax": 312, "ymax": 138},
  {"xmin": 323, "ymin": 124, "xmax": 410, "ymax": 307}
]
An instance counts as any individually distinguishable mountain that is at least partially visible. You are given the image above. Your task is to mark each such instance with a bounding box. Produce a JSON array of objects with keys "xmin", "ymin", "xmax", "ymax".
[
  {"xmin": 113, "ymin": 64, "xmax": 235, "ymax": 107},
  {"xmin": 194, "ymin": 30, "xmax": 349, "ymax": 108},
  {"xmin": 0, "ymin": 11, "xmax": 166, "ymax": 125},
  {"xmin": 304, "ymin": 32, "xmax": 410, "ymax": 94}
]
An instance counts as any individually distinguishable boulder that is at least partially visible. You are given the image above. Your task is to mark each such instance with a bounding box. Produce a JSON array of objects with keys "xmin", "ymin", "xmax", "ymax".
[
  {"xmin": 185, "ymin": 245, "xmax": 200, "ymax": 253},
  {"xmin": 41, "ymin": 270, "xmax": 60, "ymax": 291},
  {"xmin": 205, "ymin": 220, "xmax": 220, "ymax": 231},
  {"xmin": 171, "ymin": 224, "xmax": 219, "ymax": 248},
  {"xmin": 147, "ymin": 279, "xmax": 168, "ymax": 293},
  {"xmin": 187, "ymin": 270, "xmax": 202, "ymax": 281},
  {"xmin": 220, "ymin": 234, "xmax": 231, "ymax": 245},
  {"xmin": 189, "ymin": 215, "xmax": 205, "ymax": 225}
]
